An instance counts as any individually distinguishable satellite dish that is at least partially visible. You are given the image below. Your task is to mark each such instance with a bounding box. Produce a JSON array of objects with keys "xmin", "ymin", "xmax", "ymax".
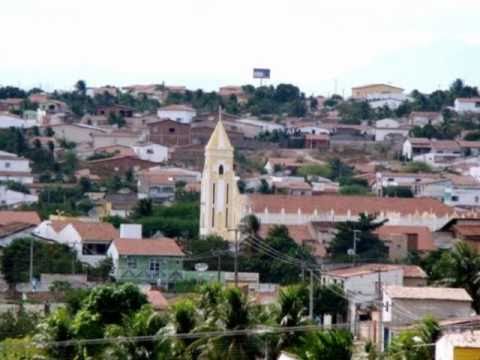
[{"xmin": 195, "ymin": 263, "xmax": 209, "ymax": 272}]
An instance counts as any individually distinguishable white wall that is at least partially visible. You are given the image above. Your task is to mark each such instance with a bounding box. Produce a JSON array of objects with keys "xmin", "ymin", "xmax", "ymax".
[
  {"xmin": 0, "ymin": 158, "xmax": 31, "ymax": 172},
  {"xmin": 455, "ymin": 99, "xmax": 480, "ymax": 113},
  {"xmin": 402, "ymin": 140, "xmax": 413, "ymax": 159},
  {"xmin": 132, "ymin": 144, "xmax": 169, "ymax": 163},
  {"xmin": 0, "ymin": 115, "xmax": 36, "ymax": 129},
  {"xmin": 157, "ymin": 109, "xmax": 195, "ymax": 124},
  {"xmin": 0, "ymin": 187, "xmax": 38, "ymax": 207}
]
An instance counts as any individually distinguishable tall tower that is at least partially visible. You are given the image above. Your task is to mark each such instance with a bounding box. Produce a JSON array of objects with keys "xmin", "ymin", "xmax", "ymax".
[{"xmin": 200, "ymin": 117, "xmax": 238, "ymax": 241}]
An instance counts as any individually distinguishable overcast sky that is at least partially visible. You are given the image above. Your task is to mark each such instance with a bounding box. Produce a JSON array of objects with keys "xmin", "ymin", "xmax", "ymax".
[{"xmin": 1, "ymin": 0, "xmax": 479, "ymax": 95}]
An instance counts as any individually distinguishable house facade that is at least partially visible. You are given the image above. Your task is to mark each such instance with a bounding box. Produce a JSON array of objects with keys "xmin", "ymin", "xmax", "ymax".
[
  {"xmin": 132, "ymin": 143, "xmax": 169, "ymax": 163},
  {"xmin": 0, "ymin": 151, "xmax": 34, "ymax": 184},
  {"xmin": 107, "ymin": 237, "xmax": 185, "ymax": 285},
  {"xmin": 454, "ymin": 97, "xmax": 480, "ymax": 113},
  {"xmin": 147, "ymin": 119, "xmax": 191, "ymax": 146},
  {"xmin": 351, "ymin": 84, "xmax": 404, "ymax": 99},
  {"xmin": 157, "ymin": 104, "xmax": 196, "ymax": 124}
]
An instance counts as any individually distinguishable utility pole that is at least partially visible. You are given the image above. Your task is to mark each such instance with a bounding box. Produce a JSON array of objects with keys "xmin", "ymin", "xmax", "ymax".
[
  {"xmin": 377, "ymin": 268, "xmax": 383, "ymax": 353},
  {"xmin": 217, "ymin": 252, "xmax": 222, "ymax": 282},
  {"xmin": 309, "ymin": 269, "xmax": 314, "ymax": 320},
  {"xmin": 353, "ymin": 230, "xmax": 360, "ymax": 266},
  {"xmin": 29, "ymin": 237, "xmax": 34, "ymax": 288},
  {"xmin": 228, "ymin": 228, "xmax": 241, "ymax": 288}
]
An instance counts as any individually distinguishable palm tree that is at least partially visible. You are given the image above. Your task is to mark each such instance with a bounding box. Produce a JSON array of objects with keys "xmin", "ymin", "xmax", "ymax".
[
  {"xmin": 293, "ymin": 329, "xmax": 353, "ymax": 360},
  {"xmin": 434, "ymin": 241, "xmax": 480, "ymax": 312},
  {"xmin": 197, "ymin": 288, "xmax": 261, "ymax": 360}
]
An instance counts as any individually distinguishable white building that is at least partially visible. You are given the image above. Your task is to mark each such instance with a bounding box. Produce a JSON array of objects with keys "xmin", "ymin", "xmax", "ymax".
[
  {"xmin": 33, "ymin": 220, "xmax": 119, "ymax": 266},
  {"xmin": 368, "ymin": 95, "xmax": 406, "ymax": 110},
  {"xmin": 383, "ymin": 286, "xmax": 473, "ymax": 346},
  {"xmin": 454, "ymin": 97, "xmax": 480, "ymax": 113},
  {"xmin": 157, "ymin": 104, "xmax": 196, "ymax": 124},
  {"xmin": 236, "ymin": 118, "xmax": 285, "ymax": 133},
  {"xmin": 435, "ymin": 330, "xmax": 480, "ymax": 360},
  {"xmin": 0, "ymin": 186, "xmax": 38, "ymax": 207},
  {"xmin": 0, "ymin": 114, "xmax": 37, "ymax": 129},
  {"xmin": 0, "ymin": 151, "xmax": 34, "ymax": 184},
  {"xmin": 374, "ymin": 118, "xmax": 410, "ymax": 142},
  {"xmin": 132, "ymin": 143, "xmax": 169, "ymax": 163}
]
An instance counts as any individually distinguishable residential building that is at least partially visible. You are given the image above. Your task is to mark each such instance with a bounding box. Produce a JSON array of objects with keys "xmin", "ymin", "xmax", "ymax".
[
  {"xmin": 437, "ymin": 218, "xmax": 480, "ymax": 251},
  {"xmin": 50, "ymin": 123, "xmax": 108, "ymax": 144},
  {"xmin": 147, "ymin": 119, "xmax": 192, "ymax": 146},
  {"xmin": 218, "ymin": 86, "xmax": 248, "ymax": 103},
  {"xmin": 374, "ymin": 119, "xmax": 410, "ymax": 142},
  {"xmin": 0, "ymin": 151, "xmax": 34, "ymax": 184},
  {"xmin": 272, "ymin": 179, "xmax": 312, "ymax": 196},
  {"xmin": 87, "ymin": 155, "xmax": 156, "ymax": 177},
  {"xmin": 373, "ymin": 172, "xmax": 441, "ymax": 195},
  {"xmin": 418, "ymin": 175, "xmax": 480, "ymax": 208},
  {"xmin": 351, "ymin": 83, "xmax": 404, "ymax": 99},
  {"xmin": 95, "ymin": 105, "xmax": 134, "ymax": 118},
  {"xmin": 92, "ymin": 130, "xmax": 143, "ymax": 149},
  {"xmin": 103, "ymin": 192, "xmax": 138, "ymax": 218},
  {"xmin": 0, "ymin": 210, "xmax": 41, "ymax": 248},
  {"xmin": 137, "ymin": 167, "xmax": 201, "ymax": 201},
  {"xmin": 0, "ymin": 113, "xmax": 36, "ymax": 129},
  {"xmin": 107, "ymin": 236, "xmax": 185, "ymax": 285},
  {"xmin": 304, "ymin": 134, "xmax": 330, "ymax": 149},
  {"xmin": 0, "ymin": 98, "xmax": 23, "ymax": 112},
  {"xmin": 236, "ymin": 118, "xmax": 285, "ymax": 133},
  {"xmin": 33, "ymin": 219, "xmax": 119, "ymax": 266},
  {"xmin": 402, "ymin": 138, "xmax": 433, "ymax": 159},
  {"xmin": 86, "ymin": 86, "xmax": 119, "ymax": 97},
  {"xmin": 157, "ymin": 104, "xmax": 196, "ymax": 124},
  {"xmin": 435, "ymin": 330, "xmax": 480, "ymax": 360},
  {"xmin": 402, "ymin": 138, "xmax": 464, "ymax": 166},
  {"xmin": 454, "ymin": 97, "xmax": 480, "ymax": 113},
  {"xmin": 132, "ymin": 143, "xmax": 169, "ymax": 163},
  {"xmin": 408, "ymin": 111, "xmax": 442, "ymax": 126},
  {"xmin": 374, "ymin": 225, "xmax": 435, "ymax": 259},
  {"xmin": 0, "ymin": 186, "xmax": 38, "ymax": 208},
  {"xmin": 382, "ymin": 286, "xmax": 473, "ymax": 345}
]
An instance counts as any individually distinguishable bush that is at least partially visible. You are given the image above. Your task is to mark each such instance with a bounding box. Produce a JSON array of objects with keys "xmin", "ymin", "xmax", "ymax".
[{"xmin": 403, "ymin": 161, "xmax": 433, "ymax": 173}]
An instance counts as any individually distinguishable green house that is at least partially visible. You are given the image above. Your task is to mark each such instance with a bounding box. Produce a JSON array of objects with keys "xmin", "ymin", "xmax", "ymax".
[{"xmin": 108, "ymin": 237, "xmax": 185, "ymax": 284}]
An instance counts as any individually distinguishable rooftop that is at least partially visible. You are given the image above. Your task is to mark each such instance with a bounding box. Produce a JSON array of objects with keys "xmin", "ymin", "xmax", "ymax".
[
  {"xmin": 50, "ymin": 221, "xmax": 118, "ymax": 242},
  {"xmin": 112, "ymin": 238, "xmax": 185, "ymax": 256},
  {"xmin": 0, "ymin": 211, "xmax": 40, "ymax": 226},
  {"xmin": 384, "ymin": 285, "xmax": 472, "ymax": 302},
  {"xmin": 246, "ymin": 194, "xmax": 453, "ymax": 217}
]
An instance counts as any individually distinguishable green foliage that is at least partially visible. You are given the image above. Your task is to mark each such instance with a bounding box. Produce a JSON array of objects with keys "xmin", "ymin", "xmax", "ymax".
[
  {"xmin": 0, "ymin": 86, "xmax": 27, "ymax": 99},
  {"xmin": 0, "ymin": 181, "xmax": 30, "ymax": 194},
  {"xmin": 83, "ymin": 283, "xmax": 147, "ymax": 325},
  {"xmin": 329, "ymin": 213, "xmax": 388, "ymax": 260},
  {"xmin": 133, "ymin": 198, "xmax": 153, "ymax": 217},
  {"xmin": 108, "ymin": 113, "xmax": 126, "ymax": 128},
  {"xmin": 339, "ymin": 184, "xmax": 370, "ymax": 195},
  {"xmin": 293, "ymin": 329, "xmax": 353, "ymax": 360},
  {"xmin": 383, "ymin": 186, "xmax": 414, "ymax": 198},
  {"xmin": 388, "ymin": 316, "xmax": 440, "ymax": 360},
  {"xmin": 1, "ymin": 238, "xmax": 82, "ymax": 284},
  {"xmin": 134, "ymin": 201, "xmax": 200, "ymax": 239},
  {"xmin": 0, "ymin": 310, "xmax": 40, "ymax": 341},
  {"xmin": 0, "ymin": 337, "xmax": 45, "ymax": 359},
  {"xmin": 338, "ymin": 100, "xmax": 373, "ymax": 124},
  {"xmin": 403, "ymin": 161, "xmax": 433, "ymax": 173},
  {"xmin": 464, "ymin": 130, "xmax": 480, "ymax": 141},
  {"xmin": 297, "ymin": 164, "xmax": 331, "ymax": 178}
]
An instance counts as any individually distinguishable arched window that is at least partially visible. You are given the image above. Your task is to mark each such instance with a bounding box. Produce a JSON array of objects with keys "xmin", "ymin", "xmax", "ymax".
[{"xmin": 218, "ymin": 165, "xmax": 224, "ymax": 175}]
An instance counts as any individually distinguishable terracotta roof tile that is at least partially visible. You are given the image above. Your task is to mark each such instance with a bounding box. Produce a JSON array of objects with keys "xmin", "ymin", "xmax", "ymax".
[
  {"xmin": 385, "ymin": 285, "xmax": 472, "ymax": 302},
  {"xmin": 112, "ymin": 238, "xmax": 185, "ymax": 256},
  {"xmin": 247, "ymin": 194, "xmax": 453, "ymax": 217},
  {"xmin": 0, "ymin": 211, "xmax": 40, "ymax": 226},
  {"xmin": 50, "ymin": 221, "xmax": 118, "ymax": 242},
  {"xmin": 146, "ymin": 289, "xmax": 169, "ymax": 311}
]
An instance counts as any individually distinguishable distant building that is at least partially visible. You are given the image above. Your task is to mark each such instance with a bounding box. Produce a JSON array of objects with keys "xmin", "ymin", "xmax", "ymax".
[
  {"xmin": 351, "ymin": 83, "xmax": 404, "ymax": 99},
  {"xmin": 374, "ymin": 118, "xmax": 410, "ymax": 142},
  {"xmin": 408, "ymin": 111, "xmax": 443, "ymax": 126},
  {"xmin": 0, "ymin": 113, "xmax": 36, "ymax": 129},
  {"xmin": 108, "ymin": 235, "xmax": 185, "ymax": 284},
  {"xmin": 0, "ymin": 211, "xmax": 41, "ymax": 247},
  {"xmin": 157, "ymin": 104, "xmax": 196, "ymax": 124},
  {"xmin": 132, "ymin": 143, "xmax": 169, "ymax": 163},
  {"xmin": 0, "ymin": 151, "xmax": 34, "ymax": 184},
  {"xmin": 95, "ymin": 105, "xmax": 134, "ymax": 118},
  {"xmin": 148, "ymin": 119, "xmax": 191, "ymax": 146},
  {"xmin": 454, "ymin": 97, "xmax": 480, "ymax": 113},
  {"xmin": 87, "ymin": 155, "xmax": 156, "ymax": 178},
  {"xmin": 0, "ymin": 186, "xmax": 38, "ymax": 208},
  {"xmin": 304, "ymin": 134, "xmax": 330, "ymax": 149}
]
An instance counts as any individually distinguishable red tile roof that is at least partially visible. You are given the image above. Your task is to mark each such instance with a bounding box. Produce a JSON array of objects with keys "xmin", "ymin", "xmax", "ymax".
[
  {"xmin": 0, "ymin": 211, "xmax": 40, "ymax": 226},
  {"xmin": 50, "ymin": 221, "xmax": 118, "ymax": 242},
  {"xmin": 112, "ymin": 238, "xmax": 185, "ymax": 256},
  {"xmin": 375, "ymin": 225, "xmax": 435, "ymax": 251},
  {"xmin": 146, "ymin": 289, "xmax": 169, "ymax": 311},
  {"xmin": 247, "ymin": 194, "xmax": 453, "ymax": 217}
]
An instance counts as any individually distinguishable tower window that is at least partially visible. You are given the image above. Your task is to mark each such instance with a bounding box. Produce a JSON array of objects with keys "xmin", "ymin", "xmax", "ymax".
[{"xmin": 218, "ymin": 165, "xmax": 224, "ymax": 175}]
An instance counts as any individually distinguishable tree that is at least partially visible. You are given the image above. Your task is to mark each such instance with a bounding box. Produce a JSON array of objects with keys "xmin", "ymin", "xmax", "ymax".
[
  {"xmin": 79, "ymin": 176, "xmax": 92, "ymax": 193},
  {"xmin": 328, "ymin": 213, "xmax": 388, "ymax": 260},
  {"xmin": 292, "ymin": 329, "xmax": 353, "ymax": 360},
  {"xmin": 383, "ymin": 186, "xmax": 414, "ymax": 198},
  {"xmin": 0, "ymin": 310, "xmax": 39, "ymax": 341},
  {"xmin": 75, "ymin": 80, "xmax": 87, "ymax": 96},
  {"xmin": 63, "ymin": 150, "xmax": 78, "ymax": 176},
  {"xmin": 388, "ymin": 316, "xmax": 440, "ymax": 360},
  {"xmin": 432, "ymin": 241, "xmax": 480, "ymax": 312},
  {"xmin": 133, "ymin": 198, "xmax": 153, "ymax": 217}
]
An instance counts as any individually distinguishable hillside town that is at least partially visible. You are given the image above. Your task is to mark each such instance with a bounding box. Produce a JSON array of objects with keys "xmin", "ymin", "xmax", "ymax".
[{"xmin": 0, "ymin": 78, "xmax": 479, "ymax": 359}]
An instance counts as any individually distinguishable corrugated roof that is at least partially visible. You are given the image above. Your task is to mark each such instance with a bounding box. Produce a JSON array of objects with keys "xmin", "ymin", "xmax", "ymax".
[{"xmin": 385, "ymin": 285, "xmax": 472, "ymax": 302}]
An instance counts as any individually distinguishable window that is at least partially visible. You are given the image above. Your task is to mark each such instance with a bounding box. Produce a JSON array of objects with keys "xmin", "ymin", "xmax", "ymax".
[
  {"xmin": 5, "ymin": 162, "xmax": 10, "ymax": 168},
  {"xmin": 149, "ymin": 258, "xmax": 160, "ymax": 273},
  {"xmin": 218, "ymin": 165, "xmax": 224, "ymax": 175},
  {"xmin": 476, "ymin": 196, "xmax": 480, "ymax": 203},
  {"xmin": 146, "ymin": 148, "xmax": 154, "ymax": 154},
  {"xmin": 451, "ymin": 195, "xmax": 459, "ymax": 202},
  {"xmin": 127, "ymin": 257, "xmax": 137, "ymax": 269},
  {"xmin": 169, "ymin": 128, "xmax": 175, "ymax": 133}
]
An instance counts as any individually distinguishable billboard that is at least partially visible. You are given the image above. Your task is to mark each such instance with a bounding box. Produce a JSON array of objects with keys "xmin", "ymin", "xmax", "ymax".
[{"xmin": 253, "ymin": 68, "xmax": 270, "ymax": 79}]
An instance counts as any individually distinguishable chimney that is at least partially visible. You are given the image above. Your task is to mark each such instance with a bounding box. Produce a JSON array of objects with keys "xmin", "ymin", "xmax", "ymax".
[{"xmin": 120, "ymin": 224, "xmax": 142, "ymax": 239}]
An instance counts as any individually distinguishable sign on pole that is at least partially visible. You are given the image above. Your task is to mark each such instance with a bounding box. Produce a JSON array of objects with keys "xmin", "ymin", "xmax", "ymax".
[{"xmin": 253, "ymin": 68, "xmax": 271, "ymax": 79}]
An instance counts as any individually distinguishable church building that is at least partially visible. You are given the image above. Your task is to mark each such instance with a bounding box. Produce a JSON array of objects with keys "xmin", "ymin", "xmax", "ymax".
[{"xmin": 200, "ymin": 119, "xmax": 467, "ymax": 244}]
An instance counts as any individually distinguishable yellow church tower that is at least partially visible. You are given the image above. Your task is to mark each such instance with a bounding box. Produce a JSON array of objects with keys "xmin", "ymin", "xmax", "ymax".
[{"xmin": 200, "ymin": 115, "xmax": 241, "ymax": 241}]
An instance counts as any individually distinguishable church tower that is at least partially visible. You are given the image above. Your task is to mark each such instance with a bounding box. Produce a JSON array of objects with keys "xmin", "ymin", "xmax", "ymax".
[{"xmin": 200, "ymin": 117, "xmax": 239, "ymax": 241}]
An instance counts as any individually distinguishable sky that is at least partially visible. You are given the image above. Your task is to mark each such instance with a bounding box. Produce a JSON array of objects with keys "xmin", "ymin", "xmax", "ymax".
[{"xmin": 1, "ymin": 0, "xmax": 479, "ymax": 95}]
